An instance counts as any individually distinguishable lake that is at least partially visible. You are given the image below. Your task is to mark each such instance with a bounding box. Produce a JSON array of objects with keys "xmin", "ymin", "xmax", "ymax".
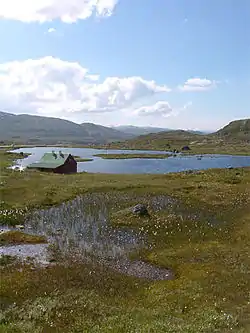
[{"xmin": 11, "ymin": 147, "xmax": 250, "ymax": 174}]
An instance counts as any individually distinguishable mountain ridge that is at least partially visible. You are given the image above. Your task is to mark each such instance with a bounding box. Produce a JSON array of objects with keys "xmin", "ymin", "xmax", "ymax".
[
  {"xmin": 0, "ymin": 111, "xmax": 249, "ymax": 146},
  {"xmin": 0, "ymin": 111, "xmax": 133, "ymax": 144},
  {"xmin": 113, "ymin": 125, "xmax": 207, "ymax": 136}
]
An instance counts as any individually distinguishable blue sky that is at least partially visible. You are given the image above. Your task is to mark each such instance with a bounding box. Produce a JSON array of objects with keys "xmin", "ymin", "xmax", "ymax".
[{"xmin": 0, "ymin": 0, "xmax": 249, "ymax": 130}]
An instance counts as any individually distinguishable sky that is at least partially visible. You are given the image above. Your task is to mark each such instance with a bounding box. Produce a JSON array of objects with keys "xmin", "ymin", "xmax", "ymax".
[{"xmin": 0, "ymin": 0, "xmax": 249, "ymax": 131}]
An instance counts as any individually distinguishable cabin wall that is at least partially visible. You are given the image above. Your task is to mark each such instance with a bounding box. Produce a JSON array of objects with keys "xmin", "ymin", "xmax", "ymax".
[{"xmin": 54, "ymin": 157, "xmax": 77, "ymax": 174}]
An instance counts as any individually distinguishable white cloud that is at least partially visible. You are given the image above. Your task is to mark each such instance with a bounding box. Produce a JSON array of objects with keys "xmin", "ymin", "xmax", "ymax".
[
  {"xmin": 87, "ymin": 74, "xmax": 100, "ymax": 81},
  {"xmin": 135, "ymin": 100, "xmax": 192, "ymax": 118},
  {"xmin": 0, "ymin": 0, "xmax": 118, "ymax": 23},
  {"xmin": 47, "ymin": 27, "xmax": 56, "ymax": 33},
  {"xmin": 179, "ymin": 78, "xmax": 217, "ymax": 91},
  {"xmin": 135, "ymin": 101, "xmax": 174, "ymax": 117},
  {"xmin": 0, "ymin": 56, "xmax": 170, "ymax": 116}
]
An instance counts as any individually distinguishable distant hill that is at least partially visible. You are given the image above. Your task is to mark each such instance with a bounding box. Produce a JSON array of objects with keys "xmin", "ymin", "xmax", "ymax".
[
  {"xmin": 113, "ymin": 125, "xmax": 206, "ymax": 136},
  {"xmin": 104, "ymin": 130, "xmax": 203, "ymax": 150},
  {"xmin": 113, "ymin": 125, "xmax": 170, "ymax": 136},
  {"xmin": 104, "ymin": 119, "xmax": 250, "ymax": 151},
  {"xmin": 0, "ymin": 111, "xmax": 133, "ymax": 145},
  {"xmin": 1, "ymin": 111, "xmax": 248, "ymax": 148},
  {"xmin": 80, "ymin": 123, "xmax": 132, "ymax": 142},
  {"xmin": 215, "ymin": 119, "xmax": 250, "ymax": 141}
]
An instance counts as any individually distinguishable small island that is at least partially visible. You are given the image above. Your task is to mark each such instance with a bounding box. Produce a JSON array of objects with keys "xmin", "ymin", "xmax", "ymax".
[
  {"xmin": 94, "ymin": 153, "xmax": 171, "ymax": 159},
  {"xmin": 73, "ymin": 156, "xmax": 93, "ymax": 162}
]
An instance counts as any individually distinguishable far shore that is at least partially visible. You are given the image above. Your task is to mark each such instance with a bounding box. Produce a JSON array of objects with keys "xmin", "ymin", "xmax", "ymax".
[
  {"xmin": 94, "ymin": 153, "xmax": 171, "ymax": 159},
  {"xmin": 1, "ymin": 142, "xmax": 250, "ymax": 156}
]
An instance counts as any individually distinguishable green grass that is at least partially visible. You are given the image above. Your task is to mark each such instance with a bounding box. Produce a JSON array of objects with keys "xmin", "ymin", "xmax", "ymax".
[
  {"xmin": 0, "ymin": 255, "xmax": 17, "ymax": 267},
  {"xmin": 99, "ymin": 130, "xmax": 250, "ymax": 155},
  {"xmin": 94, "ymin": 153, "xmax": 171, "ymax": 159},
  {"xmin": 73, "ymin": 156, "xmax": 93, "ymax": 162},
  {"xmin": 0, "ymin": 231, "xmax": 47, "ymax": 246},
  {"xmin": 0, "ymin": 149, "xmax": 250, "ymax": 332}
]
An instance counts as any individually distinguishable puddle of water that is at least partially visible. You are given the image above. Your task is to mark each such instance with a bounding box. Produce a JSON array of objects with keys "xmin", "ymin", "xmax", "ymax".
[
  {"xmin": 24, "ymin": 195, "xmax": 146, "ymax": 260},
  {"xmin": 0, "ymin": 244, "xmax": 49, "ymax": 264},
  {"xmin": 0, "ymin": 193, "xmax": 222, "ymax": 280},
  {"xmin": 0, "ymin": 226, "xmax": 12, "ymax": 233}
]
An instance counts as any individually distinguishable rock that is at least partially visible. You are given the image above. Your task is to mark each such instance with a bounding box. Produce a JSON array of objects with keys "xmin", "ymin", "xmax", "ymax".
[
  {"xmin": 132, "ymin": 204, "xmax": 149, "ymax": 216},
  {"xmin": 185, "ymin": 170, "xmax": 200, "ymax": 175},
  {"xmin": 15, "ymin": 225, "xmax": 25, "ymax": 229},
  {"xmin": 182, "ymin": 146, "xmax": 191, "ymax": 151}
]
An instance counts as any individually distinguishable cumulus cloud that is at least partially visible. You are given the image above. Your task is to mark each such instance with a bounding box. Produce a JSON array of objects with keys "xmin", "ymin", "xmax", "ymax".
[
  {"xmin": 179, "ymin": 78, "xmax": 217, "ymax": 91},
  {"xmin": 0, "ymin": 56, "xmax": 170, "ymax": 116},
  {"xmin": 135, "ymin": 101, "xmax": 192, "ymax": 118},
  {"xmin": 0, "ymin": 0, "xmax": 118, "ymax": 23},
  {"xmin": 135, "ymin": 101, "xmax": 174, "ymax": 117},
  {"xmin": 47, "ymin": 27, "xmax": 56, "ymax": 33}
]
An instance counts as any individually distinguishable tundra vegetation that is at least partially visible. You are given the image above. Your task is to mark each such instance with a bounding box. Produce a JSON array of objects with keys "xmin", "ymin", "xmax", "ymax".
[{"xmin": 0, "ymin": 149, "xmax": 250, "ymax": 332}]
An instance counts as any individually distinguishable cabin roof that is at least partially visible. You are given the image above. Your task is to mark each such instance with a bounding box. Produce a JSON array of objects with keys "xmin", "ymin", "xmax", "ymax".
[{"xmin": 28, "ymin": 152, "xmax": 71, "ymax": 169}]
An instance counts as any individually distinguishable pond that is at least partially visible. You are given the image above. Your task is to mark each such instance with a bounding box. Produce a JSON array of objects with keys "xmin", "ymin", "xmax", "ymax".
[
  {"xmin": 10, "ymin": 147, "xmax": 250, "ymax": 174},
  {"xmin": 1, "ymin": 194, "xmax": 178, "ymax": 280},
  {"xmin": 0, "ymin": 193, "xmax": 225, "ymax": 280}
]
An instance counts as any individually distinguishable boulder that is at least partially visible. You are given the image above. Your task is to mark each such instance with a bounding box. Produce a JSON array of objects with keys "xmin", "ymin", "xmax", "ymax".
[
  {"xmin": 132, "ymin": 204, "xmax": 149, "ymax": 216},
  {"xmin": 15, "ymin": 225, "xmax": 25, "ymax": 229},
  {"xmin": 182, "ymin": 146, "xmax": 191, "ymax": 151}
]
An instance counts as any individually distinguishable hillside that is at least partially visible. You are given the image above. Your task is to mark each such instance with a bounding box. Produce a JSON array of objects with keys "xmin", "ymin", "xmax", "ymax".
[
  {"xmin": 104, "ymin": 130, "xmax": 203, "ymax": 150},
  {"xmin": 113, "ymin": 125, "xmax": 206, "ymax": 136},
  {"xmin": 1, "ymin": 111, "xmax": 248, "ymax": 149},
  {"xmin": 215, "ymin": 118, "xmax": 250, "ymax": 141},
  {"xmin": 80, "ymin": 123, "xmax": 132, "ymax": 142},
  {"xmin": 0, "ymin": 111, "xmax": 133, "ymax": 145},
  {"xmin": 113, "ymin": 125, "xmax": 169, "ymax": 136},
  {"xmin": 104, "ymin": 119, "xmax": 250, "ymax": 153}
]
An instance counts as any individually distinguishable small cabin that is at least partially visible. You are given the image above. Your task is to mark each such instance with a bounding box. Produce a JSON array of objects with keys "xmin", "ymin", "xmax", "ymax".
[{"xmin": 27, "ymin": 151, "xmax": 77, "ymax": 174}]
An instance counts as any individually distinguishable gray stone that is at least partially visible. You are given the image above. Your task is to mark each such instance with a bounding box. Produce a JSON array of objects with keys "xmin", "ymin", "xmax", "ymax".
[
  {"xmin": 15, "ymin": 225, "xmax": 25, "ymax": 229},
  {"xmin": 132, "ymin": 204, "xmax": 149, "ymax": 216}
]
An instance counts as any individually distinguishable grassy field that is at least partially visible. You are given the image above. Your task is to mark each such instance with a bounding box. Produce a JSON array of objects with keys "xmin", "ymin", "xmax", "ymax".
[
  {"xmin": 94, "ymin": 153, "xmax": 171, "ymax": 159},
  {"xmin": 0, "ymin": 231, "xmax": 47, "ymax": 246},
  {"xmin": 1, "ymin": 149, "xmax": 250, "ymax": 332}
]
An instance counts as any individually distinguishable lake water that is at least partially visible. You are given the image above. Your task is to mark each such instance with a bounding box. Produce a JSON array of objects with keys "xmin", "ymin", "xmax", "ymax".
[{"xmin": 11, "ymin": 147, "xmax": 250, "ymax": 174}]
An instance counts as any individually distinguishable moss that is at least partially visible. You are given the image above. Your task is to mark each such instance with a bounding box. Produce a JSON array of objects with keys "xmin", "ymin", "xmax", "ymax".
[
  {"xmin": 0, "ymin": 255, "xmax": 17, "ymax": 266},
  {"xmin": 1, "ymin": 149, "xmax": 250, "ymax": 331},
  {"xmin": 0, "ymin": 231, "xmax": 47, "ymax": 245}
]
